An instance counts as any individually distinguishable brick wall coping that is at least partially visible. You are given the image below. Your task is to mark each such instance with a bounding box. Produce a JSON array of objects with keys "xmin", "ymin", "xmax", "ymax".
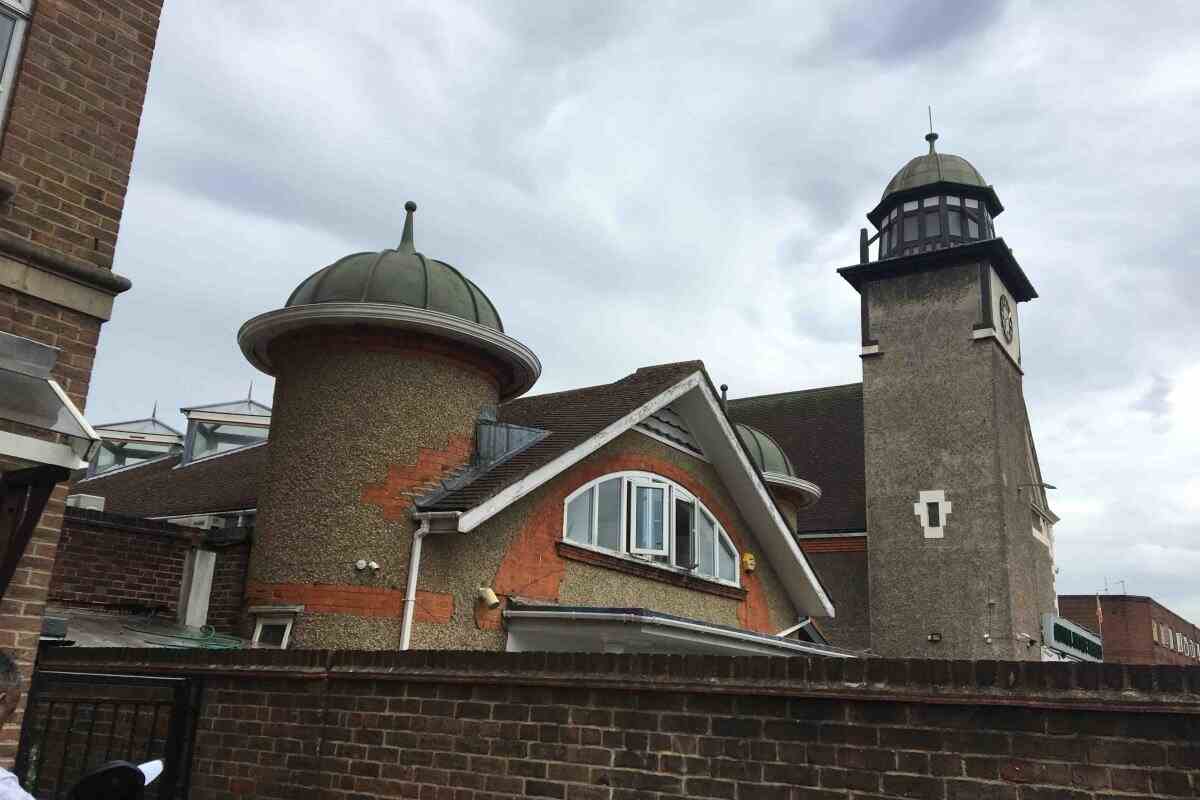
[
  {"xmin": 0, "ymin": 229, "xmax": 130, "ymax": 293},
  {"xmin": 63, "ymin": 507, "xmax": 250, "ymax": 546},
  {"xmin": 38, "ymin": 648, "xmax": 1200, "ymax": 715}
]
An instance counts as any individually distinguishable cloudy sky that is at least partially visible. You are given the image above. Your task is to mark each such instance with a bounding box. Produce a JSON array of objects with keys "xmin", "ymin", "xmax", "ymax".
[{"xmin": 87, "ymin": 2, "xmax": 1200, "ymax": 620}]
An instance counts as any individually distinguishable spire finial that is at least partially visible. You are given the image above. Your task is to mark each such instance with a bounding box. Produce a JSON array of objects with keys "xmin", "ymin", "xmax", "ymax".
[
  {"xmin": 399, "ymin": 201, "xmax": 418, "ymax": 253},
  {"xmin": 247, "ymin": 380, "xmax": 253, "ymax": 402},
  {"xmin": 926, "ymin": 106, "xmax": 938, "ymax": 154},
  {"xmin": 151, "ymin": 400, "xmax": 158, "ymax": 420}
]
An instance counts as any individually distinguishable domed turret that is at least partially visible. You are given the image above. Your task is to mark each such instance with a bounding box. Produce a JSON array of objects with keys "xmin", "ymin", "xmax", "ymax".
[
  {"xmin": 735, "ymin": 423, "xmax": 821, "ymax": 510},
  {"xmin": 236, "ymin": 203, "xmax": 540, "ymax": 649},
  {"xmin": 867, "ymin": 132, "xmax": 1004, "ymax": 262},
  {"xmin": 240, "ymin": 201, "xmax": 539, "ymax": 399},
  {"xmin": 286, "ymin": 202, "xmax": 503, "ymax": 331}
]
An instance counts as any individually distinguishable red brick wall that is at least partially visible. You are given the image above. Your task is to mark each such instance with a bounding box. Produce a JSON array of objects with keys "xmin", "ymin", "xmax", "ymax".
[
  {"xmin": 49, "ymin": 509, "xmax": 196, "ymax": 614},
  {"xmin": 207, "ymin": 541, "xmax": 249, "ymax": 636},
  {"xmin": 1061, "ymin": 595, "xmax": 1200, "ymax": 667},
  {"xmin": 0, "ymin": 0, "xmax": 163, "ymax": 267},
  {"xmin": 0, "ymin": 0, "xmax": 164, "ymax": 764},
  {"xmin": 37, "ymin": 648, "xmax": 1200, "ymax": 800}
]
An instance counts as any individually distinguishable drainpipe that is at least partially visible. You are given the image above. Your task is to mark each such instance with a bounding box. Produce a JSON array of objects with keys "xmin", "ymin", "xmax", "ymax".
[{"xmin": 400, "ymin": 511, "xmax": 460, "ymax": 650}]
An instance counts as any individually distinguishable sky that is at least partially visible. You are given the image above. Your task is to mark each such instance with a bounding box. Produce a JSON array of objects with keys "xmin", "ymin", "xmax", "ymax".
[{"xmin": 87, "ymin": 1, "xmax": 1200, "ymax": 620}]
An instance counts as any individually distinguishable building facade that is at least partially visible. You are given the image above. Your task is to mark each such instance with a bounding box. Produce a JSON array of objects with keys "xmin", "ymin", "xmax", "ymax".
[
  {"xmin": 1059, "ymin": 594, "xmax": 1200, "ymax": 666},
  {"xmin": 0, "ymin": 0, "xmax": 163, "ymax": 762},
  {"xmin": 70, "ymin": 134, "xmax": 1061, "ymax": 661}
]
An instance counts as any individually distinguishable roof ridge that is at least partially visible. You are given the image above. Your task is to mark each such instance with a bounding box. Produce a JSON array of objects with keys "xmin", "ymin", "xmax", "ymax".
[{"xmin": 729, "ymin": 382, "xmax": 863, "ymax": 404}]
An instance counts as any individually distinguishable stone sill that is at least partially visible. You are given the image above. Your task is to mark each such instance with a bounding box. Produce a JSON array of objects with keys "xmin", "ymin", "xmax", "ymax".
[{"xmin": 556, "ymin": 540, "xmax": 746, "ymax": 601}]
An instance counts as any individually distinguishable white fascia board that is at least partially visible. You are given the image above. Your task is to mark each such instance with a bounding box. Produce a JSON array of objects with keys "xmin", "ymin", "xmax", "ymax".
[
  {"xmin": 0, "ymin": 430, "xmax": 87, "ymax": 470},
  {"xmin": 184, "ymin": 411, "xmax": 271, "ymax": 426},
  {"xmin": 671, "ymin": 382, "xmax": 836, "ymax": 618},
  {"xmin": 456, "ymin": 372, "xmax": 704, "ymax": 532}
]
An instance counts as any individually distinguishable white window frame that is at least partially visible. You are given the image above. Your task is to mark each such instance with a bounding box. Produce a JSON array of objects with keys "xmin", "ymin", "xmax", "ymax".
[
  {"xmin": 0, "ymin": 0, "xmax": 31, "ymax": 139},
  {"xmin": 252, "ymin": 615, "xmax": 294, "ymax": 649},
  {"xmin": 561, "ymin": 471, "xmax": 741, "ymax": 588},
  {"xmin": 630, "ymin": 479, "xmax": 669, "ymax": 556}
]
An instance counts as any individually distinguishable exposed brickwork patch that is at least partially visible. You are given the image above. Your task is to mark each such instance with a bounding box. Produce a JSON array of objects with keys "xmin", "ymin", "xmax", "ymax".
[
  {"xmin": 492, "ymin": 450, "xmax": 774, "ymax": 631},
  {"xmin": 246, "ymin": 582, "xmax": 453, "ymax": 623},
  {"xmin": 800, "ymin": 536, "xmax": 868, "ymax": 554},
  {"xmin": 360, "ymin": 434, "xmax": 473, "ymax": 520}
]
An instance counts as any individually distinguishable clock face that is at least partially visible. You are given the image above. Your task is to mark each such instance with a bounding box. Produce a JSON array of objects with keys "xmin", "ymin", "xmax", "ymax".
[{"xmin": 999, "ymin": 295, "xmax": 1015, "ymax": 344}]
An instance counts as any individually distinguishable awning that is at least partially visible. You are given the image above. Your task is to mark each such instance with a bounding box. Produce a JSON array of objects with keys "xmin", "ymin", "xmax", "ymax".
[
  {"xmin": 503, "ymin": 602, "xmax": 858, "ymax": 658},
  {"xmin": 0, "ymin": 331, "xmax": 99, "ymax": 471}
]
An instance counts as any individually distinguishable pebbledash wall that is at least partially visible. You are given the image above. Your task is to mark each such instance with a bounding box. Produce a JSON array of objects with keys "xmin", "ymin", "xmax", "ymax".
[
  {"xmin": 39, "ymin": 647, "xmax": 1200, "ymax": 800},
  {"xmin": 0, "ymin": 0, "xmax": 164, "ymax": 762}
]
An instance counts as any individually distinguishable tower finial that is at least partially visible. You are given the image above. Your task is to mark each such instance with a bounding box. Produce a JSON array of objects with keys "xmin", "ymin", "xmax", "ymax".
[
  {"xmin": 247, "ymin": 380, "xmax": 253, "ymax": 402},
  {"xmin": 926, "ymin": 106, "xmax": 938, "ymax": 154},
  {"xmin": 399, "ymin": 200, "xmax": 418, "ymax": 253},
  {"xmin": 151, "ymin": 400, "xmax": 158, "ymax": 420}
]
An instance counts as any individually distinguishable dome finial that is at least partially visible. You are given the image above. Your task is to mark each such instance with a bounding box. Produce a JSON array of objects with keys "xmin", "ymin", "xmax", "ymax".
[
  {"xmin": 399, "ymin": 201, "xmax": 418, "ymax": 253},
  {"xmin": 925, "ymin": 105, "xmax": 938, "ymax": 154}
]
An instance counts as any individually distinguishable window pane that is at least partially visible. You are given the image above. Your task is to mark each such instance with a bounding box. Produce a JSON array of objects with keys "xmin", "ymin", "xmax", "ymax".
[
  {"xmin": 923, "ymin": 196, "xmax": 940, "ymax": 207},
  {"xmin": 967, "ymin": 217, "xmax": 979, "ymax": 239},
  {"xmin": 947, "ymin": 210, "xmax": 962, "ymax": 236},
  {"xmin": 634, "ymin": 485, "xmax": 666, "ymax": 553},
  {"xmin": 924, "ymin": 211, "xmax": 940, "ymax": 237},
  {"xmin": 890, "ymin": 208, "xmax": 897, "ymax": 221},
  {"xmin": 718, "ymin": 535, "xmax": 736, "ymax": 583},
  {"xmin": 695, "ymin": 510, "xmax": 716, "ymax": 577},
  {"xmin": 595, "ymin": 478, "xmax": 622, "ymax": 551},
  {"xmin": 192, "ymin": 421, "xmax": 268, "ymax": 460},
  {"xmin": 257, "ymin": 623, "xmax": 287, "ymax": 648},
  {"xmin": 902, "ymin": 216, "xmax": 918, "ymax": 242},
  {"xmin": 903, "ymin": 200, "xmax": 918, "ymax": 212},
  {"xmin": 927, "ymin": 502, "xmax": 941, "ymax": 528},
  {"xmin": 964, "ymin": 197, "xmax": 979, "ymax": 208},
  {"xmin": 674, "ymin": 499, "xmax": 694, "ymax": 568},
  {"xmin": 0, "ymin": 13, "xmax": 15, "ymax": 79},
  {"xmin": 946, "ymin": 196, "xmax": 961, "ymax": 206},
  {"xmin": 565, "ymin": 489, "xmax": 592, "ymax": 544}
]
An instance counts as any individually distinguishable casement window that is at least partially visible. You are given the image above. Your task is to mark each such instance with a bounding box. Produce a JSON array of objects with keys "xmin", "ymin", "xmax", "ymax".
[
  {"xmin": 563, "ymin": 471, "xmax": 740, "ymax": 587},
  {"xmin": 878, "ymin": 192, "xmax": 995, "ymax": 260},
  {"xmin": 0, "ymin": 1, "xmax": 30, "ymax": 137},
  {"xmin": 248, "ymin": 604, "xmax": 302, "ymax": 649}
]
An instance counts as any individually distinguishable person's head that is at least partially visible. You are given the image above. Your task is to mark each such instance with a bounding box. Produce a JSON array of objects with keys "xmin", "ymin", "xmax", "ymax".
[{"xmin": 0, "ymin": 650, "xmax": 22, "ymax": 725}]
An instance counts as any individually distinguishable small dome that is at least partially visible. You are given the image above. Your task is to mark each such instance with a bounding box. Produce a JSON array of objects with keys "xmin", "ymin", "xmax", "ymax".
[
  {"xmin": 286, "ymin": 202, "xmax": 503, "ymax": 331},
  {"xmin": 736, "ymin": 423, "xmax": 794, "ymax": 477},
  {"xmin": 881, "ymin": 133, "xmax": 987, "ymax": 203}
]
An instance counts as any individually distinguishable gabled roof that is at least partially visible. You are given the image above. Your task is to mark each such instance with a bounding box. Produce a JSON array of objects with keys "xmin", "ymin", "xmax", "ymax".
[
  {"xmin": 94, "ymin": 417, "xmax": 183, "ymax": 437},
  {"xmin": 422, "ymin": 362, "xmax": 704, "ymax": 512},
  {"xmin": 72, "ymin": 444, "xmax": 266, "ymax": 517},
  {"xmin": 181, "ymin": 399, "xmax": 272, "ymax": 416},
  {"xmin": 728, "ymin": 384, "xmax": 865, "ymax": 533}
]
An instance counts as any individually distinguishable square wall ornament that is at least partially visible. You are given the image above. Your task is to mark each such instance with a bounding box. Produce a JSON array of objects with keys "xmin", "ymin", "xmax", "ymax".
[{"xmin": 914, "ymin": 490, "xmax": 951, "ymax": 539}]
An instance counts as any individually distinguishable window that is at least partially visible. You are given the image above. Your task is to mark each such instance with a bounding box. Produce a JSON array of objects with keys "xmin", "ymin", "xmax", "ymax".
[
  {"xmin": 924, "ymin": 211, "xmax": 940, "ymax": 237},
  {"xmin": 947, "ymin": 210, "xmax": 962, "ymax": 237},
  {"xmin": 1151, "ymin": 622, "xmax": 1159, "ymax": 643},
  {"xmin": 562, "ymin": 472, "xmax": 740, "ymax": 586},
  {"xmin": 926, "ymin": 502, "xmax": 941, "ymax": 528},
  {"xmin": 252, "ymin": 616, "xmax": 294, "ymax": 649},
  {"xmin": 184, "ymin": 420, "xmax": 269, "ymax": 463},
  {"xmin": 90, "ymin": 439, "xmax": 178, "ymax": 476},
  {"xmin": 902, "ymin": 216, "xmax": 918, "ymax": 242},
  {"xmin": 0, "ymin": 1, "xmax": 29, "ymax": 138}
]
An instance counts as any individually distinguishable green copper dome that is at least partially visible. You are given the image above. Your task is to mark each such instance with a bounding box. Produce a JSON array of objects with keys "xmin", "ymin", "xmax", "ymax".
[
  {"xmin": 736, "ymin": 423, "xmax": 794, "ymax": 477},
  {"xmin": 286, "ymin": 202, "xmax": 503, "ymax": 332},
  {"xmin": 881, "ymin": 133, "xmax": 987, "ymax": 202}
]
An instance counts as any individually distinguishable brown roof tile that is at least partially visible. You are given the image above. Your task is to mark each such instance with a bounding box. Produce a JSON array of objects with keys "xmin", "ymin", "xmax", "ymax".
[
  {"xmin": 728, "ymin": 384, "xmax": 865, "ymax": 533},
  {"xmin": 72, "ymin": 444, "xmax": 267, "ymax": 518}
]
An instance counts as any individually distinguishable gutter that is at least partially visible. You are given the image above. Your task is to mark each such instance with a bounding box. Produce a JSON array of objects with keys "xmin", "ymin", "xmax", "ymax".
[
  {"xmin": 401, "ymin": 511, "xmax": 460, "ymax": 650},
  {"xmin": 503, "ymin": 608, "xmax": 856, "ymax": 658}
]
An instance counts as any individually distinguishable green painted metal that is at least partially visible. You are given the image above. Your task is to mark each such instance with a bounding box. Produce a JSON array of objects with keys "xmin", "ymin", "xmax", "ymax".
[
  {"xmin": 881, "ymin": 132, "xmax": 987, "ymax": 202},
  {"xmin": 735, "ymin": 423, "xmax": 794, "ymax": 476},
  {"xmin": 286, "ymin": 202, "xmax": 504, "ymax": 332}
]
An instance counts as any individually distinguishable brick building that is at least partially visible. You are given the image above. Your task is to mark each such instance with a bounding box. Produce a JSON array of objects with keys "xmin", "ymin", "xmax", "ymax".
[
  {"xmin": 0, "ymin": 0, "xmax": 164, "ymax": 762},
  {"xmin": 1060, "ymin": 594, "xmax": 1200, "ymax": 667}
]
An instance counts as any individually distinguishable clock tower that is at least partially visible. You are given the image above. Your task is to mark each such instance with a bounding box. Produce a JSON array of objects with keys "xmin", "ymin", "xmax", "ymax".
[{"xmin": 839, "ymin": 132, "xmax": 1058, "ymax": 660}]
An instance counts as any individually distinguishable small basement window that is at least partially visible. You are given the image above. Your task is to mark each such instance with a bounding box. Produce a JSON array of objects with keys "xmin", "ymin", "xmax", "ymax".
[{"xmin": 248, "ymin": 604, "xmax": 302, "ymax": 649}]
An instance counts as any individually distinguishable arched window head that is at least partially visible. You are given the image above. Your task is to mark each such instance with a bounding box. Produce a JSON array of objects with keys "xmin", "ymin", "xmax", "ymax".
[{"xmin": 563, "ymin": 471, "xmax": 740, "ymax": 587}]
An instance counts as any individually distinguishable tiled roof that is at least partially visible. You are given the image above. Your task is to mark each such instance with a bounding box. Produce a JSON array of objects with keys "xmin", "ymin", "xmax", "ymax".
[
  {"xmin": 72, "ymin": 444, "xmax": 267, "ymax": 517},
  {"xmin": 728, "ymin": 383, "xmax": 865, "ymax": 533},
  {"xmin": 421, "ymin": 361, "xmax": 705, "ymax": 511}
]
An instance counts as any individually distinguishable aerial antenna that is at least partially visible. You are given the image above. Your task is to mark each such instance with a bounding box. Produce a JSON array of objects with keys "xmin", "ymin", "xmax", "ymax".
[
  {"xmin": 151, "ymin": 400, "xmax": 158, "ymax": 420},
  {"xmin": 247, "ymin": 380, "xmax": 254, "ymax": 402}
]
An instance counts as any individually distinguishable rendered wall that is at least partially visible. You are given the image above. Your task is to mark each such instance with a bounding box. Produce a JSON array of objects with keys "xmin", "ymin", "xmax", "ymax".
[{"xmin": 36, "ymin": 647, "xmax": 1200, "ymax": 800}]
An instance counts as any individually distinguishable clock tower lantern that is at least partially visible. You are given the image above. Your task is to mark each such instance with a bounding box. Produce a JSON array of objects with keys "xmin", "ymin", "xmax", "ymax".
[{"xmin": 839, "ymin": 132, "xmax": 1058, "ymax": 660}]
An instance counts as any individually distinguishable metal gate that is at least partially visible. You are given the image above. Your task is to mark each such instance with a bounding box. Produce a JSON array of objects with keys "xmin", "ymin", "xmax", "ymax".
[{"xmin": 13, "ymin": 671, "xmax": 198, "ymax": 800}]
